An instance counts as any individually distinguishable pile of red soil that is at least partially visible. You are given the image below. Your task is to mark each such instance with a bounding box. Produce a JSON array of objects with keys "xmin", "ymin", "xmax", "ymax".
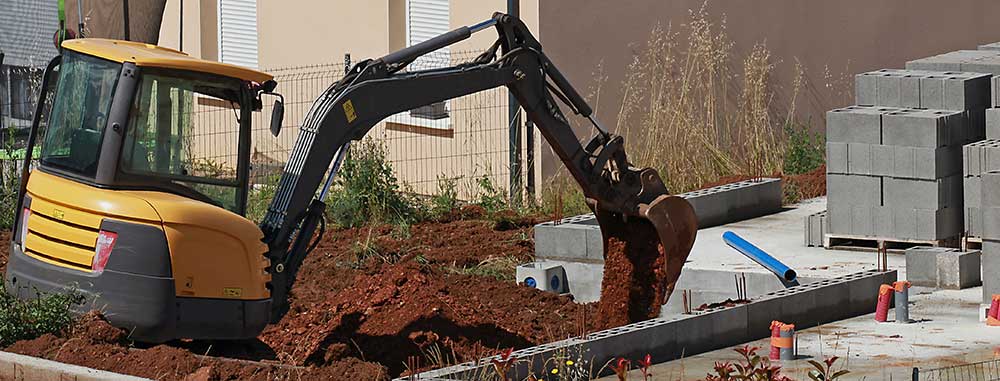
[
  {"xmin": 7, "ymin": 312, "xmax": 389, "ymax": 380},
  {"xmin": 784, "ymin": 164, "xmax": 826, "ymax": 200},
  {"xmin": 260, "ymin": 219, "xmax": 591, "ymax": 377},
  {"xmin": 3, "ymin": 217, "xmax": 594, "ymax": 379},
  {"xmin": 261, "ymin": 219, "xmax": 593, "ymax": 376},
  {"xmin": 593, "ymin": 219, "xmax": 669, "ymax": 330}
]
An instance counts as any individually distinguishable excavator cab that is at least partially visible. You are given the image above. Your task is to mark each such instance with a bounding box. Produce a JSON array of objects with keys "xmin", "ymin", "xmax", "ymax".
[{"xmin": 5, "ymin": 39, "xmax": 279, "ymax": 342}]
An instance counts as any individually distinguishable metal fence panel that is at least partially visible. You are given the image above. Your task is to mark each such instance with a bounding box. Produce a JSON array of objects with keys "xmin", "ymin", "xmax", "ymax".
[{"xmin": 916, "ymin": 359, "xmax": 1000, "ymax": 381}]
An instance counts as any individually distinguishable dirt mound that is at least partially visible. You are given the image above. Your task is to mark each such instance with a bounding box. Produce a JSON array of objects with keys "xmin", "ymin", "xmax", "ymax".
[
  {"xmin": 260, "ymin": 262, "xmax": 590, "ymax": 376},
  {"xmin": 4, "ymin": 217, "xmax": 592, "ymax": 378},
  {"xmin": 72, "ymin": 312, "xmax": 128, "ymax": 344},
  {"xmin": 7, "ymin": 317, "xmax": 389, "ymax": 381},
  {"xmin": 784, "ymin": 164, "xmax": 826, "ymax": 200}
]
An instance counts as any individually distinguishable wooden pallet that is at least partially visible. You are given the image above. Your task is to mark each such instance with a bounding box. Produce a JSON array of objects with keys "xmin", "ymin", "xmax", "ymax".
[
  {"xmin": 823, "ymin": 233, "xmax": 960, "ymax": 253},
  {"xmin": 963, "ymin": 236, "xmax": 983, "ymax": 251}
]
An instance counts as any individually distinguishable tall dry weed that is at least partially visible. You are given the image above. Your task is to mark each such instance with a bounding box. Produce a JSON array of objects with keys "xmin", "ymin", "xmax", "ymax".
[{"xmin": 610, "ymin": 2, "xmax": 798, "ymax": 193}]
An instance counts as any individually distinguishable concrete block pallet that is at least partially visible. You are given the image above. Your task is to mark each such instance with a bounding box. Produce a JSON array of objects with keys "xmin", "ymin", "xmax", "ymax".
[{"xmin": 826, "ymin": 105, "xmax": 967, "ymax": 243}]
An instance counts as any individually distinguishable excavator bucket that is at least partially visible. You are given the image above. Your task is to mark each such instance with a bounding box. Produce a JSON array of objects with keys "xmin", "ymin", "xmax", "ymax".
[{"xmin": 593, "ymin": 194, "xmax": 698, "ymax": 328}]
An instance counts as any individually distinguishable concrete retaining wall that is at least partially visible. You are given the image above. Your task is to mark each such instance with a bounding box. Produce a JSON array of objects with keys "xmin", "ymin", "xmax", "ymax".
[
  {"xmin": 403, "ymin": 270, "xmax": 897, "ymax": 380},
  {"xmin": 535, "ymin": 178, "xmax": 782, "ymax": 262},
  {"xmin": 0, "ymin": 351, "xmax": 148, "ymax": 381}
]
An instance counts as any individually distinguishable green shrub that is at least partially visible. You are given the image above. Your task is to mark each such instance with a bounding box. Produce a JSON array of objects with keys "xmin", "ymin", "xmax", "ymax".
[
  {"xmin": 783, "ymin": 121, "xmax": 824, "ymax": 175},
  {"xmin": 326, "ymin": 139, "xmax": 419, "ymax": 228},
  {"xmin": 473, "ymin": 175, "xmax": 508, "ymax": 215},
  {"xmin": 0, "ymin": 126, "xmax": 25, "ymax": 230},
  {"xmin": 428, "ymin": 175, "xmax": 460, "ymax": 219},
  {"xmin": 0, "ymin": 283, "xmax": 82, "ymax": 347}
]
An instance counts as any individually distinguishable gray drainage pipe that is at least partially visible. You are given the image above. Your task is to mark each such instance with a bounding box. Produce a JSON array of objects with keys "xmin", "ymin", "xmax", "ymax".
[{"xmin": 894, "ymin": 281, "xmax": 911, "ymax": 324}]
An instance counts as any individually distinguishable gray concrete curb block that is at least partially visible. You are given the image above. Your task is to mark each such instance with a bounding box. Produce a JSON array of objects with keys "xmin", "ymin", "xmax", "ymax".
[
  {"xmin": 0, "ymin": 351, "xmax": 149, "ymax": 381},
  {"xmin": 402, "ymin": 270, "xmax": 897, "ymax": 380},
  {"xmin": 535, "ymin": 179, "xmax": 782, "ymax": 262}
]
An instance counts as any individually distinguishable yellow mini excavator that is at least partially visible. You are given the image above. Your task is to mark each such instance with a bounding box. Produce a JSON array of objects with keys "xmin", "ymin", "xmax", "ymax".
[{"xmin": 4, "ymin": 13, "xmax": 697, "ymax": 342}]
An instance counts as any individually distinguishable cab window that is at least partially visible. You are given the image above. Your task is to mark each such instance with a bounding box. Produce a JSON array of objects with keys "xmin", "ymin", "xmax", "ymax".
[{"xmin": 121, "ymin": 71, "xmax": 244, "ymax": 212}]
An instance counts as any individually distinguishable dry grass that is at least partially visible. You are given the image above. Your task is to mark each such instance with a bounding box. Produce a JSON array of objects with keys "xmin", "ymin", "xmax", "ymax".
[
  {"xmin": 609, "ymin": 3, "xmax": 798, "ymax": 193},
  {"xmin": 543, "ymin": 2, "xmax": 821, "ymax": 202}
]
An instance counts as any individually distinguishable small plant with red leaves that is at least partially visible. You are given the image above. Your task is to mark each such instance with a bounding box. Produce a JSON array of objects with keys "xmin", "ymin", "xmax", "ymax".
[
  {"xmin": 807, "ymin": 356, "xmax": 850, "ymax": 381},
  {"xmin": 637, "ymin": 354, "xmax": 653, "ymax": 381},
  {"xmin": 609, "ymin": 358, "xmax": 631, "ymax": 381},
  {"xmin": 706, "ymin": 345, "xmax": 792, "ymax": 381},
  {"xmin": 490, "ymin": 348, "xmax": 517, "ymax": 381}
]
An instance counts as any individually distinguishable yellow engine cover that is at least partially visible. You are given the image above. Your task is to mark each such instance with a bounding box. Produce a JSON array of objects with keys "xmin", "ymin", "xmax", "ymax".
[{"xmin": 24, "ymin": 171, "xmax": 270, "ymax": 300}]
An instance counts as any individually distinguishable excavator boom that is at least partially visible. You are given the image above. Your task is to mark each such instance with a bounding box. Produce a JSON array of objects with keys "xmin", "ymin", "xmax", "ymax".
[{"xmin": 261, "ymin": 13, "xmax": 698, "ymax": 322}]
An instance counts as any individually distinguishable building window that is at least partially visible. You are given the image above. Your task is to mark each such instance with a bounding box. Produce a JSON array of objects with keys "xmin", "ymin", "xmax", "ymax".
[
  {"xmin": 405, "ymin": 0, "xmax": 450, "ymax": 122},
  {"xmin": 218, "ymin": 0, "xmax": 259, "ymax": 69}
]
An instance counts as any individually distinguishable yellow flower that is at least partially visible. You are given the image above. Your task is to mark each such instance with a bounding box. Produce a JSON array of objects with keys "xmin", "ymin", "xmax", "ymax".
[
  {"xmin": 565, "ymin": 360, "xmax": 574, "ymax": 366},
  {"xmin": 551, "ymin": 368, "xmax": 559, "ymax": 374}
]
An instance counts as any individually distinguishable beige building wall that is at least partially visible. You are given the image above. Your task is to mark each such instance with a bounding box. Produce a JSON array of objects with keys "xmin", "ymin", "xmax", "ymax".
[{"xmin": 159, "ymin": 1, "xmax": 540, "ymax": 199}]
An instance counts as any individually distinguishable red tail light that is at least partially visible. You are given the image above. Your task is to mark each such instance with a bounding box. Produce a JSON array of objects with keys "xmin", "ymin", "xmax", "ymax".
[
  {"xmin": 18, "ymin": 208, "xmax": 30, "ymax": 244},
  {"xmin": 92, "ymin": 230, "xmax": 118, "ymax": 274}
]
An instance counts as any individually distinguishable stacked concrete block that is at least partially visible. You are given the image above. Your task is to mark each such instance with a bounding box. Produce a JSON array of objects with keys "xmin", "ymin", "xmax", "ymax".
[
  {"xmin": 804, "ymin": 210, "xmax": 827, "ymax": 247},
  {"xmin": 826, "ymin": 106, "xmax": 966, "ymax": 241},
  {"xmin": 856, "ymin": 69, "xmax": 990, "ymax": 111},
  {"xmin": 980, "ymin": 171, "xmax": 1000, "ymax": 303},
  {"xmin": 904, "ymin": 247, "xmax": 982, "ymax": 289},
  {"xmin": 906, "ymin": 50, "xmax": 1000, "ymax": 73},
  {"xmin": 961, "ymin": 139, "xmax": 1000, "ymax": 237},
  {"xmin": 980, "ymin": 42, "xmax": 1000, "ymax": 51}
]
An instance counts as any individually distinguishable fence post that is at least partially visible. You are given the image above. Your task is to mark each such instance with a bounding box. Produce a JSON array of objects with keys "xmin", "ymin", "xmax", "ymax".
[
  {"xmin": 525, "ymin": 120, "xmax": 534, "ymax": 201},
  {"xmin": 0, "ymin": 51, "xmax": 4, "ymax": 132},
  {"xmin": 507, "ymin": 0, "xmax": 522, "ymax": 208}
]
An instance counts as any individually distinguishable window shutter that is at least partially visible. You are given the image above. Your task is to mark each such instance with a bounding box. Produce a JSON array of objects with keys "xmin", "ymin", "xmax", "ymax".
[
  {"xmin": 407, "ymin": 0, "xmax": 450, "ymax": 69},
  {"xmin": 218, "ymin": 0, "xmax": 259, "ymax": 69}
]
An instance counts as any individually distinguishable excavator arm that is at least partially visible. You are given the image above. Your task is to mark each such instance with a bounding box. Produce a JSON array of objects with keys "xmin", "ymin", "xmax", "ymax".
[{"xmin": 261, "ymin": 13, "xmax": 698, "ymax": 322}]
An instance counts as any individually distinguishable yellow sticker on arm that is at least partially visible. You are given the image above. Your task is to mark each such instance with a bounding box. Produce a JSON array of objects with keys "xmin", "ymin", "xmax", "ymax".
[{"xmin": 343, "ymin": 99, "xmax": 357, "ymax": 123}]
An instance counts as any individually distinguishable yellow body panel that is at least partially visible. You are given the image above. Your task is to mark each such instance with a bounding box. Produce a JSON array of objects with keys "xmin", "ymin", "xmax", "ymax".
[
  {"xmin": 24, "ymin": 171, "xmax": 270, "ymax": 300},
  {"xmin": 24, "ymin": 231, "xmax": 92, "ymax": 269},
  {"xmin": 28, "ymin": 171, "xmax": 162, "ymax": 224},
  {"xmin": 27, "ymin": 213, "xmax": 97, "ymax": 248},
  {"xmin": 132, "ymin": 191, "xmax": 270, "ymax": 300},
  {"xmin": 61, "ymin": 39, "xmax": 273, "ymax": 84}
]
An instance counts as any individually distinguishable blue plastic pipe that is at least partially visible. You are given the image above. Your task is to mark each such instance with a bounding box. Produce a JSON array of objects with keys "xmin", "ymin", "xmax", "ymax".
[{"xmin": 722, "ymin": 231, "xmax": 797, "ymax": 282}]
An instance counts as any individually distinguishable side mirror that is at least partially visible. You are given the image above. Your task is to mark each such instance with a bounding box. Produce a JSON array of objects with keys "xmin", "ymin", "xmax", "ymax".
[{"xmin": 270, "ymin": 99, "xmax": 284, "ymax": 137}]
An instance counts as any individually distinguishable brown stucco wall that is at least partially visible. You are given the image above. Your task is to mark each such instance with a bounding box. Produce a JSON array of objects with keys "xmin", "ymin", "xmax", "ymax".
[{"xmin": 537, "ymin": 0, "xmax": 1000, "ymax": 179}]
